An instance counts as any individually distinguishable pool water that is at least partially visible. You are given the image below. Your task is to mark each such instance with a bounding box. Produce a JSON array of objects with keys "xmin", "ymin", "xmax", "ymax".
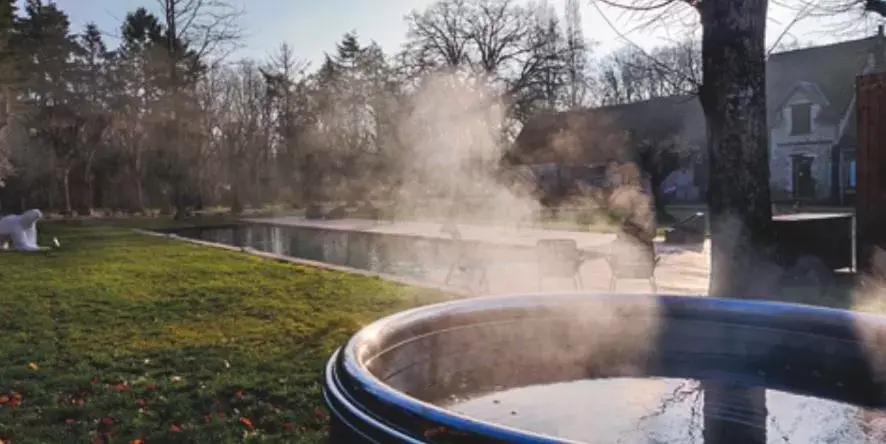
[
  {"xmin": 169, "ymin": 224, "xmax": 529, "ymax": 281},
  {"xmin": 444, "ymin": 378, "xmax": 885, "ymax": 443}
]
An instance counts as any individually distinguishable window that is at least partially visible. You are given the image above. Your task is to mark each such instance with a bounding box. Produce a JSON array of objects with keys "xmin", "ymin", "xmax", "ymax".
[
  {"xmin": 849, "ymin": 160, "xmax": 857, "ymax": 188},
  {"xmin": 790, "ymin": 103, "xmax": 812, "ymax": 135}
]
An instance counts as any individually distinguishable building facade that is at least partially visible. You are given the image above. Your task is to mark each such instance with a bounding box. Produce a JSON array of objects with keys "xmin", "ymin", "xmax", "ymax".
[
  {"xmin": 767, "ymin": 30, "xmax": 884, "ymax": 204},
  {"xmin": 510, "ymin": 30, "xmax": 886, "ymax": 206}
]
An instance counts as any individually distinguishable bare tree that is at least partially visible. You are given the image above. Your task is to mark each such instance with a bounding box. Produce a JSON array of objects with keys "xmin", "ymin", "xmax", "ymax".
[
  {"xmin": 402, "ymin": 0, "xmax": 472, "ymax": 74},
  {"xmin": 594, "ymin": 39, "xmax": 701, "ymax": 105},
  {"xmin": 514, "ymin": 1, "xmax": 569, "ymax": 114},
  {"xmin": 0, "ymin": 0, "xmax": 17, "ymax": 185},
  {"xmin": 563, "ymin": 0, "xmax": 591, "ymax": 108},
  {"xmin": 153, "ymin": 0, "xmax": 243, "ymax": 217},
  {"xmin": 154, "ymin": 0, "xmax": 243, "ymax": 62},
  {"xmin": 212, "ymin": 61, "xmax": 267, "ymax": 213},
  {"xmin": 0, "ymin": 85, "xmax": 15, "ymax": 185},
  {"xmin": 262, "ymin": 43, "xmax": 314, "ymax": 206},
  {"xmin": 402, "ymin": 0, "xmax": 573, "ymax": 123}
]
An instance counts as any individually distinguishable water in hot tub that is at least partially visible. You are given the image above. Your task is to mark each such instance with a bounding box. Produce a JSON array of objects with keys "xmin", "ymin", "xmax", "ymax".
[{"xmin": 444, "ymin": 377, "xmax": 886, "ymax": 443}]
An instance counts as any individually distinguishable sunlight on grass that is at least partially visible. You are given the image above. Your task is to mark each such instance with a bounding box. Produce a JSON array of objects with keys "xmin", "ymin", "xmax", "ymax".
[{"xmin": 0, "ymin": 223, "xmax": 445, "ymax": 443}]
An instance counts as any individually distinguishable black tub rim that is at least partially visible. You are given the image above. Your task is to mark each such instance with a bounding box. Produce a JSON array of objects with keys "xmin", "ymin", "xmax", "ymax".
[
  {"xmin": 332, "ymin": 294, "xmax": 581, "ymax": 442},
  {"xmin": 324, "ymin": 293, "xmax": 886, "ymax": 442}
]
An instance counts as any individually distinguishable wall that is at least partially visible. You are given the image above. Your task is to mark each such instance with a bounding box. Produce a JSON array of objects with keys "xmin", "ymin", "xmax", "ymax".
[{"xmin": 769, "ymin": 89, "xmax": 839, "ymax": 201}]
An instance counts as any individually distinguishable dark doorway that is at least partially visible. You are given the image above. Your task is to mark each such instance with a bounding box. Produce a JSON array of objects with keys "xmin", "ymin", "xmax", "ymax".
[{"xmin": 791, "ymin": 155, "xmax": 815, "ymax": 200}]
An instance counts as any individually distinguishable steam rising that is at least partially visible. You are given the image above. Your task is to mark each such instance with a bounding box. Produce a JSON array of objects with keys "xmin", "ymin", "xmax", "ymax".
[
  {"xmin": 302, "ymin": 69, "xmax": 673, "ymax": 295},
  {"xmin": 394, "ymin": 72, "xmax": 540, "ymax": 227}
]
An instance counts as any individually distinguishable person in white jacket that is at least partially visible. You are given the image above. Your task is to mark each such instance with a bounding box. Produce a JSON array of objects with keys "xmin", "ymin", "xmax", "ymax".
[{"xmin": 0, "ymin": 209, "xmax": 46, "ymax": 251}]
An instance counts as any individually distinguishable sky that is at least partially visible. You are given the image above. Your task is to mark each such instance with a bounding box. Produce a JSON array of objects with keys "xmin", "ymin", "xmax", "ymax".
[{"xmin": 46, "ymin": 0, "xmax": 886, "ymax": 69}]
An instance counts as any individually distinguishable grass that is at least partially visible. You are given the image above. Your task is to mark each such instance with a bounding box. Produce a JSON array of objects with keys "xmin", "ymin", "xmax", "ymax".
[
  {"xmin": 0, "ymin": 222, "xmax": 446, "ymax": 443},
  {"xmin": 1, "ymin": 215, "xmax": 874, "ymax": 443}
]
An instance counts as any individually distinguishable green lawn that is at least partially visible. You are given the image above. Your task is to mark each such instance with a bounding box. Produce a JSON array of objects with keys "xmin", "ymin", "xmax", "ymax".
[{"xmin": 0, "ymin": 223, "xmax": 445, "ymax": 443}]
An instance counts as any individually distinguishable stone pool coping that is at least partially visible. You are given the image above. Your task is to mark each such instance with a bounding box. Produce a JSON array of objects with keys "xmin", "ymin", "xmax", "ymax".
[{"xmin": 131, "ymin": 228, "xmax": 472, "ymax": 297}]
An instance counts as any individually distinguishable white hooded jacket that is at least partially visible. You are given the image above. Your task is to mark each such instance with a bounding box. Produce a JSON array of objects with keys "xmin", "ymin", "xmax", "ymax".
[{"xmin": 0, "ymin": 209, "xmax": 43, "ymax": 251}]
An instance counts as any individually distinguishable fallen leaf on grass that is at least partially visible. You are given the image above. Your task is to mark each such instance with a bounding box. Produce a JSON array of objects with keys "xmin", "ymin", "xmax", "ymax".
[
  {"xmin": 169, "ymin": 424, "xmax": 182, "ymax": 433},
  {"xmin": 2, "ymin": 394, "xmax": 21, "ymax": 408},
  {"xmin": 65, "ymin": 419, "xmax": 75, "ymax": 425},
  {"xmin": 131, "ymin": 440, "xmax": 144, "ymax": 444},
  {"xmin": 91, "ymin": 432, "xmax": 115, "ymax": 444},
  {"xmin": 27, "ymin": 362, "xmax": 38, "ymax": 371},
  {"xmin": 314, "ymin": 407, "xmax": 328, "ymax": 420},
  {"xmin": 109, "ymin": 383, "xmax": 128, "ymax": 392},
  {"xmin": 66, "ymin": 394, "xmax": 87, "ymax": 407},
  {"xmin": 9, "ymin": 392, "xmax": 22, "ymax": 407},
  {"xmin": 282, "ymin": 423, "xmax": 294, "ymax": 431},
  {"xmin": 136, "ymin": 398, "xmax": 146, "ymax": 407},
  {"xmin": 146, "ymin": 383, "xmax": 158, "ymax": 391},
  {"xmin": 239, "ymin": 417, "xmax": 254, "ymax": 430},
  {"xmin": 102, "ymin": 417, "xmax": 114, "ymax": 426}
]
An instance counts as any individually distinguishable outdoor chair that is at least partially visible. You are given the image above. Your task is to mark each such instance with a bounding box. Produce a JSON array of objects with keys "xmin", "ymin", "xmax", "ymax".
[
  {"xmin": 353, "ymin": 202, "xmax": 387, "ymax": 225},
  {"xmin": 536, "ymin": 239, "xmax": 585, "ymax": 291},
  {"xmin": 516, "ymin": 209, "xmax": 539, "ymax": 231},
  {"xmin": 606, "ymin": 233, "xmax": 659, "ymax": 293},
  {"xmin": 324, "ymin": 205, "xmax": 347, "ymax": 220},
  {"xmin": 441, "ymin": 222, "xmax": 489, "ymax": 294},
  {"xmin": 305, "ymin": 203, "xmax": 325, "ymax": 220},
  {"xmin": 664, "ymin": 212, "xmax": 706, "ymax": 245},
  {"xmin": 381, "ymin": 202, "xmax": 398, "ymax": 224}
]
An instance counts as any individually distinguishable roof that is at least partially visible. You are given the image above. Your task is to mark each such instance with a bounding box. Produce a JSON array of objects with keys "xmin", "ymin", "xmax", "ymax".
[
  {"xmin": 511, "ymin": 34, "xmax": 885, "ymax": 165},
  {"xmin": 510, "ymin": 95, "xmax": 704, "ymax": 165},
  {"xmin": 767, "ymin": 35, "xmax": 883, "ymax": 124}
]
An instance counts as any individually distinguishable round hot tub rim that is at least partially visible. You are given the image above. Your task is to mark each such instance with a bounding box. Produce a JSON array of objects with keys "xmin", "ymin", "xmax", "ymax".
[{"xmin": 324, "ymin": 293, "xmax": 886, "ymax": 443}]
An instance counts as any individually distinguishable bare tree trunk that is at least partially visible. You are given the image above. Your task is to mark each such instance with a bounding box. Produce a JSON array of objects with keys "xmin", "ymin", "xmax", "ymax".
[
  {"xmin": 62, "ymin": 167, "xmax": 72, "ymax": 216},
  {"xmin": 47, "ymin": 157, "xmax": 56, "ymax": 213},
  {"xmin": 301, "ymin": 153, "xmax": 316, "ymax": 205},
  {"xmin": 86, "ymin": 174, "xmax": 94, "ymax": 215},
  {"xmin": 230, "ymin": 186, "xmax": 243, "ymax": 214},
  {"xmin": 698, "ymin": 1, "xmax": 773, "ymax": 443},
  {"xmin": 133, "ymin": 161, "xmax": 147, "ymax": 215},
  {"xmin": 135, "ymin": 180, "xmax": 146, "ymax": 215},
  {"xmin": 81, "ymin": 154, "xmax": 95, "ymax": 215}
]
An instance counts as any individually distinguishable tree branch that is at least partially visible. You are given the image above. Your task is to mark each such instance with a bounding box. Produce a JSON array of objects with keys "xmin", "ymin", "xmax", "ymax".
[{"xmin": 590, "ymin": 1, "xmax": 701, "ymax": 90}]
